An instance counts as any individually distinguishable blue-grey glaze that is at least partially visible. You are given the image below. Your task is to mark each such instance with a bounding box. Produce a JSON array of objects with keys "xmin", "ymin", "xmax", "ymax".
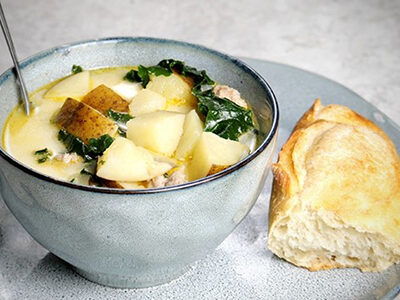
[{"xmin": 0, "ymin": 37, "xmax": 278, "ymax": 288}]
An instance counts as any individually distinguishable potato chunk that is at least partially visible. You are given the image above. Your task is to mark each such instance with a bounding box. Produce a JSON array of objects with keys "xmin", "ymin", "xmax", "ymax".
[
  {"xmin": 44, "ymin": 71, "xmax": 90, "ymax": 100},
  {"xmin": 129, "ymin": 89, "xmax": 166, "ymax": 116},
  {"xmin": 90, "ymin": 68, "xmax": 130, "ymax": 89},
  {"xmin": 126, "ymin": 111, "xmax": 185, "ymax": 156},
  {"xmin": 116, "ymin": 181, "xmax": 146, "ymax": 189},
  {"xmin": 91, "ymin": 68, "xmax": 142, "ymax": 101},
  {"xmin": 54, "ymin": 98, "xmax": 117, "ymax": 143},
  {"xmin": 175, "ymin": 110, "xmax": 204, "ymax": 159},
  {"xmin": 111, "ymin": 81, "xmax": 142, "ymax": 102},
  {"xmin": 165, "ymin": 104, "xmax": 194, "ymax": 114},
  {"xmin": 81, "ymin": 84, "xmax": 129, "ymax": 115},
  {"xmin": 96, "ymin": 137, "xmax": 172, "ymax": 181},
  {"xmin": 147, "ymin": 73, "xmax": 197, "ymax": 108},
  {"xmin": 188, "ymin": 132, "xmax": 249, "ymax": 181}
]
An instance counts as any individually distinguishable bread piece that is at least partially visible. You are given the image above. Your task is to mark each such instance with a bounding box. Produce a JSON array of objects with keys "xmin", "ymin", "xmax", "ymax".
[{"xmin": 268, "ymin": 99, "xmax": 400, "ymax": 272}]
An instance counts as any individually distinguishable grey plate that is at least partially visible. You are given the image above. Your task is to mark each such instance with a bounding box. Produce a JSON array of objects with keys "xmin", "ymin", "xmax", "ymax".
[{"xmin": 1, "ymin": 58, "xmax": 399, "ymax": 300}]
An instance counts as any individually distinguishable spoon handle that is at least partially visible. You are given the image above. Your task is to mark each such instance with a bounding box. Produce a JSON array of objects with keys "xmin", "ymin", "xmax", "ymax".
[{"xmin": 0, "ymin": 1, "xmax": 30, "ymax": 115}]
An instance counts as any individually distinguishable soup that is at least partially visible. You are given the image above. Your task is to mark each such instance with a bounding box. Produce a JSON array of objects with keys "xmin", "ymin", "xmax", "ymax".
[{"xmin": 3, "ymin": 59, "xmax": 258, "ymax": 189}]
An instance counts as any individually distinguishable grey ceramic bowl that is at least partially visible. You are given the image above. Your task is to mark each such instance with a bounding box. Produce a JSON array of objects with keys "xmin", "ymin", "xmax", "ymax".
[{"xmin": 0, "ymin": 37, "xmax": 278, "ymax": 288}]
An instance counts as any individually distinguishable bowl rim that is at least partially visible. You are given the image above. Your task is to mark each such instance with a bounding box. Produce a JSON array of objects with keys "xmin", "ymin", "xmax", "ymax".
[{"xmin": 0, "ymin": 36, "xmax": 279, "ymax": 194}]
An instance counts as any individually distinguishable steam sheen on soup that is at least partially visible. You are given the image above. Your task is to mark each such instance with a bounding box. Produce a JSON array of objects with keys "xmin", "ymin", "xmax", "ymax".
[{"xmin": 3, "ymin": 60, "xmax": 258, "ymax": 189}]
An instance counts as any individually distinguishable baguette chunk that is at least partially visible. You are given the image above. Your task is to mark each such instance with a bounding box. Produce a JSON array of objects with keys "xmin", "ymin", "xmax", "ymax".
[{"xmin": 268, "ymin": 99, "xmax": 400, "ymax": 272}]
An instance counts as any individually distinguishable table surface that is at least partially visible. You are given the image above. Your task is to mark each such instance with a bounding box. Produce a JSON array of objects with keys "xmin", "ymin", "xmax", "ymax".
[{"xmin": 0, "ymin": 0, "xmax": 399, "ymax": 299}]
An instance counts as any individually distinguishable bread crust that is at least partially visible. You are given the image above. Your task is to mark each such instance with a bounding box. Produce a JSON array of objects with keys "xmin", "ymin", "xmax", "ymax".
[{"xmin": 268, "ymin": 99, "xmax": 400, "ymax": 272}]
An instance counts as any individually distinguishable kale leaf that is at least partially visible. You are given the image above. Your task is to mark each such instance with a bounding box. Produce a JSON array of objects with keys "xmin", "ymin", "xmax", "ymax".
[
  {"xmin": 71, "ymin": 65, "xmax": 83, "ymax": 74},
  {"xmin": 106, "ymin": 109, "xmax": 133, "ymax": 137},
  {"xmin": 58, "ymin": 130, "xmax": 89, "ymax": 159},
  {"xmin": 157, "ymin": 59, "xmax": 214, "ymax": 87},
  {"xmin": 124, "ymin": 69, "xmax": 141, "ymax": 82},
  {"xmin": 137, "ymin": 65, "xmax": 150, "ymax": 87},
  {"xmin": 87, "ymin": 135, "xmax": 114, "ymax": 156},
  {"xmin": 106, "ymin": 109, "xmax": 133, "ymax": 124},
  {"xmin": 147, "ymin": 66, "xmax": 172, "ymax": 76},
  {"xmin": 124, "ymin": 65, "xmax": 172, "ymax": 87},
  {"xmin": 196, "ymin": 89, "xmax": 254, "ymax": 140},
  {"xmin": 58, "ymin": 130, "xmax": 114, "ymax": 161},
  {"xmin": 80, "ymin": 167, "xmax": 104, "ymax": 187},
  {"xmin": 157, "ymin": 59, "xmax": 253, "ymax": 141},
  {"xmin": 34, "ymin": 148, "xmax": 52, "ymax": 164}
]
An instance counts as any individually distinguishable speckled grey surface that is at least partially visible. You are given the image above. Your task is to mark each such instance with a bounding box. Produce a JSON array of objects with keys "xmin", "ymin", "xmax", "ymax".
[
  {"xmin": 0, "ymin": 0, "xmax": 399, "ymax": 298},
  {"xmin": 0, "ymin": 57, "xmax": 399, "ymax": 299}
]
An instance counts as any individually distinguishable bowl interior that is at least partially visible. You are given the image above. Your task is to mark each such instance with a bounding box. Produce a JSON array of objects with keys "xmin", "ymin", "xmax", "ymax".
[{"xmin": 0, "ymin": 37, "xmax": 278, "ymax": 191}]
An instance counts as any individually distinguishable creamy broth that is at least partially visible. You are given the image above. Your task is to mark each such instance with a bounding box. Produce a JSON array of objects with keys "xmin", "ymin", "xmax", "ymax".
[
  {"xmin": 3, "ymin": 61, "xmax": 258, "ymax": 189},
  {"xmin": 3, "ymin": 90, "xmax": 86, "ymax": 180}
]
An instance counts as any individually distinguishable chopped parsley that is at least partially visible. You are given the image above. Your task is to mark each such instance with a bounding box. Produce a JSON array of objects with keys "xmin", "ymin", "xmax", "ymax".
[
  {"xmin": 34, "ymin": 148, "xmax": 52, "ymax": 164},
  {"xmin": 80, "ymin": 168, "xmax": 93, "ymax": 175},
  {"xmin": 71, "ymin": 65, "xmax": 83, "ymax": 74},
  {"xmin": 80, "ymin": 167, "xmax": 103, "ymax": 187}
]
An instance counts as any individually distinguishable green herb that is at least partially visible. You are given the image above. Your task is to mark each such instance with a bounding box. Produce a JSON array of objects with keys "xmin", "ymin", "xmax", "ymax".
[
  {"xmin": 34, "ymin": 148, "xmax": 52, "ymax": 164},
  {"xmin": 147, "ymin": 66, "xmax": 172, "ymax": 77},
  {"xmin": 70, "ymin": 178, "xmax": 75, "ymax": 183},
  {"xmin": 196, "ymin": 89, "xmax": 254, "ymax": 141},
  {"xmin": 137, "ymin": 65, "xmax": 150, "ymax": 87},
  {"xmin": 106, "ymin": 109, "xmax": 133, "ymax": 137},
  {"xmin": 58, "ymin": 130, "xmax": 114, "ymax": 161},
  {"xmin": 34, "ymin": 148, "xmax": 49, "ymax": 155},
  {"xmin": 87, "ymin": 135, "xmax": 114, "ymax": 155},
  {"xmin": 37, "ymin": 157, "xmax": 47, "ymax": 163},
  {"xmin": 80, "ymin": 168, "xmax": 93, "ymax": 175},
  {"xmin": 123, "ymin": 65, "xmax": 172, "ymax": 87},
  {"xmin": 57, "ymin": 130, "xmax": 88, "ymax": 159},
  {"xmin": 117, "ymin": 127, "xmax": 127, "ymax": 137},
  {"xmin": 124, "ymin": 69, "xmax": 141, "ymax": 82},
  {"xmin": 157, "ymin": 59, "xmax": 253, "ymax": 140},
  {"xmin": 157, "ymin": 59, "xmax": 214, "ymax": 87},
  {"xmin": 98, "ymin": 160, "xmax": 106, "ymax": 166},
  {"xmin": 106, "ymin": 109, "xmax": 133, "ymax": 124},
  {"xmin": 80, "ymin": 167, "xmax": 104, "ymax": 187},
  {"xmin": 163, "ymin": 173, "xmax": 169, "ymax": 178},
  {"xmin": 71, "ymin": 65, "xmax": 83, "ymax": 74}
]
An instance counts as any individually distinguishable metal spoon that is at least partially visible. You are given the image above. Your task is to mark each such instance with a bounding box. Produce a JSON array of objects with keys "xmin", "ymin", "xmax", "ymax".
[{"xmin": 0, "ymin": 1, "xmax": 30, "ymax": 115}]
